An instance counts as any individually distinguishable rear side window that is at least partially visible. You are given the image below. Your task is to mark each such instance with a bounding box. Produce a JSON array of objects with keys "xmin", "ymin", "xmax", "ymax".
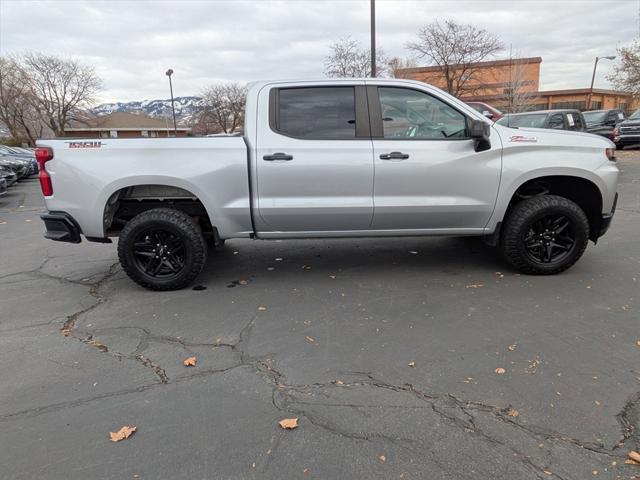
[
  {"xmin": 548, "ymin": 114, "xmax": 565, "ymax": 129},
  {"xmin": 273, "ymin": 87, "xmax": 356, "ymax": 139}
]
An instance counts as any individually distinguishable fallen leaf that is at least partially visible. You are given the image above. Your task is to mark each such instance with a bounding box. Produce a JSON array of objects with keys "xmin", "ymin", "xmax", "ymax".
[
  {"xmin": 408, "ymin": 251, "xmax": 418, "ymax": 255},
  {"xmin": 629, "ymin": 450, "xmax": 640, "ymax": 462},
  {"xmin": 258, "ymin": 306, "xmax": 267, "ymax": 311},
  {"xmin": 279, "ymin": 417, "xmax": 298, "ymax": 429},
  {"xmin": 463, "ymin": 377, "xmax": 476, "ymax": 384},
  {"xmin": 466, "ymin": 283, "xmax": 484, "ymax": 289},
  {"xmin": 543, "ymin": 470, "xmax": 553, "ymax": 476},
  {"xmin": 592, "ymin": 470, "xmax": 597, "ymax": 475},
  {"xmin": 303, "ymin": 320, "xmax": 312, "ymax": 326},
  {"xmin": 239, "ymin": 280, "xmax": 248, "ymax": 285},
  {"xmin": 636, "ymin": 340, "xmax": 640, "ymax": 347},
  {"xmin": 625, "ymin": 459, "xmax": 639, "ymax": 465},
  {"xmin": 495, "ymin": 367, "xmax": 506, "ymax": 375},
  {"xmin": 215, "ymin": 337, "xmax": 223, "ymax": 344},
  {"xmin": 329, "ymin": 275, "xmax": 336, "ymax": 279},
  {"xmin": 60, "ymin": 326, "xmax": 71, "ymax": 336},
  {"xmin": 88, "ymin": 338, "xmax": 108, "ymax": 352},
  {"xmin": 305, "ymin": 336, "xmax": 316, "ymax": 343},
  {"xmin": 506, "ymin": 408, "xmax": 519, "ymax": 417},
  {"xmin": 109, "ymin": 425, "xmax": 136, "ymax": 442},
  {"xmin": 183, "ymin": 356, "xmax": 197, "ymax": 367},
  {"xmin": 407, "ymin": 361, "xmax": 416, "ymax": 368},
  {"xmin": 507, "ymin": 343, "xmax": 518, "ymax": 352},
  {"xmin": 25, "ymin": 219, "xmax": 32, "ymax": 223},
  {"xmin": 594, "ymin": 400, "xmax": 601, "ymax": 406},
  {"xmin": 303, "ymin": 468, "xmax": 309, "ymax": 474},
  {"xmin": 275, "ymin": 257, "xmax": 283, "ymax": 261},
  {"xmin": 378, "ymin": 454, "xmax": 386, "ymax": 463},
  {"xmin": 302, "ymin": 265, "xmax": 312, "ymax": 270},
  {"xmin": 335, "ymin": 380, "xmax": 344, "ymax": 385}
]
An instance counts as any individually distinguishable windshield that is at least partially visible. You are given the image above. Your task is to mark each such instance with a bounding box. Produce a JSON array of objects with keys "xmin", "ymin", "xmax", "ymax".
[
  {"xmin": 582, "ymin": 111, "xmax": 608, "ymax": 125},
  {"xmin": 629, "ymin": 110, "xmax": 640, "ymax": 120},
  {"xmin": 497, "ymin": 114, "xmax": 547, "ymax": 128}
]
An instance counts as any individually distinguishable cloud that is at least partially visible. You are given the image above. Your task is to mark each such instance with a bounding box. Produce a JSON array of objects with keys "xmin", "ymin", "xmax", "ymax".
[{"xmin": 1, "ymin": 0, "xmax": 636, "ymax": 102}]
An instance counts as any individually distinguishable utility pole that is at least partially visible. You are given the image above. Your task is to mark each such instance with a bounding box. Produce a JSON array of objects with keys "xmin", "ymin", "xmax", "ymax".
[
  {"xmin": 586, "ymin": 56, "xmax": 615, "ymax": 111},
  {"xmin": 370, "ymin": 0, "xmax": 376, "ymax": 77},
  {"xmin": 165, "ymin": 68, "xmax": 178, "ymax": 136}
]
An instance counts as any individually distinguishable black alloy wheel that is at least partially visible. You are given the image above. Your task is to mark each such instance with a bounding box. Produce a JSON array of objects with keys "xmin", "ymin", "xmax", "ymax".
[{"xmin": 523, "ymin": 214, "xmax": 576, "ymax": 264}]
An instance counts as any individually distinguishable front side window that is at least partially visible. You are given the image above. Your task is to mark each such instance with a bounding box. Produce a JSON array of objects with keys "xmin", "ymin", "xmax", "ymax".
[
  {"xmin": 378, "ymin": 87, "xmax": 467, "ymax": 139},
  {"xmin": 548, "ymin": 114, "xmax": 565, "ymax": 129},
  {"xmin": 275, "ymin": 87, "xmax": 356, "ymax": 139},
  {"xmin": 497, "ymin": 114, "xmax": 547, "ymax": 128}
]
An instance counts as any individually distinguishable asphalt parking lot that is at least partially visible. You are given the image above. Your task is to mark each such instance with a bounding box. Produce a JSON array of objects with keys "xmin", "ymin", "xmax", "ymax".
[{"xmin": 0, "ymin": 152, "xmax": 638, "ymax": 480}]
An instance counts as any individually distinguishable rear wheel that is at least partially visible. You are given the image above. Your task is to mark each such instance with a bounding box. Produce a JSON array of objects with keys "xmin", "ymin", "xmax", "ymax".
[
  {"xmin": 501, "ymin": 195, "xmax": 589, "ymax": 275},
  {"xmin": 118, "ymin": 208, "xmax": 207, "ymax": 290}
]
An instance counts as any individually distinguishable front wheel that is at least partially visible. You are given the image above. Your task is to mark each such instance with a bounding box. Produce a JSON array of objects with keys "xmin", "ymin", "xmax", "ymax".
[
  {"xmin": 118, "ymin": 208, "xmax": 207, "ymax": 290},
  {"xmin": 501, "ymin": 195, "xmax": 589, "ymax": 275}
]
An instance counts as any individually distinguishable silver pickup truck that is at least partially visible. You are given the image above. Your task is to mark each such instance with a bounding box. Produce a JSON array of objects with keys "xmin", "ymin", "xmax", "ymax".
[{"xmin": 36, "ymin": 79, "xmax": 619, "ymax": 290}]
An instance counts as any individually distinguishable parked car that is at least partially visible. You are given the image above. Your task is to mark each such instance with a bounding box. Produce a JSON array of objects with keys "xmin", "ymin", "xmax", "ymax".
[
  {"xmin": 0, "ymin": 146, "xmax": 38, "ymax": 175},
  {"xmin": 466, "ymin": 102, "xmax": 503, "ymax": 121},
  {"xmin": 583, "ymin": 110, "xmax": 625, "ymax": 141},
  {"xmin": 613, "ymin": 109, "xmax": 640, "ymax": 149},
  {"xmin": 0, "ymin": 165, "xmax": 18, "ymax": 187},
  {"xmin": 36, "ymin": 78, "xmax": 618, "ymax": 290},
  {"xmin": 496, "ymin": 109, "xmax": 587, "ymax": 132},
  {"xmin": 0, "ymin": 177, "xmax": 7, "ymax": 197},
  {"xmin": 0, "ymin": 156, "xmax": 29, "ymax": 180}
]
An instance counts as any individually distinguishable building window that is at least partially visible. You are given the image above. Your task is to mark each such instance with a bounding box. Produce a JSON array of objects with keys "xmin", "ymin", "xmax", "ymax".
[
  {"xmin": 150, "ymin": 131, "xmax": 158, "ymax": 138},
  {"xmin": 590, "ymin": 101, "xmax": 602, "ymax": 110},
  {"xmin": 551, "ymin": 101, "xmax": 585, "ymax": 111},
  {"xmin": 100, "ymin": 131, "xmax": 108, "ymax": 138},
  {"xmin": 109, "ymin": 130, "xmax": 118, "ymax": 138},
  {"xmin": 141, "ymin": 130, "xmax": 149, "ymax": 137}
]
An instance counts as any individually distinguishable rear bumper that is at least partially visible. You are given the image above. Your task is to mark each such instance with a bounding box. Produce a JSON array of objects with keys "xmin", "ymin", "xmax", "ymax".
[
  {"xmin": 598, "ymin": 192, "xmax": 618, "ymax": 238},
  {"xmin": 40, "ymin": 212, "xmax": 82, "ymax": 243}
]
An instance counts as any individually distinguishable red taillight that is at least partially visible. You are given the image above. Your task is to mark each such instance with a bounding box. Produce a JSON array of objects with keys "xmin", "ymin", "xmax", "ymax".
[{"xmin": 35, "ymin": 147, "xmax": 54, "ymax": 196}]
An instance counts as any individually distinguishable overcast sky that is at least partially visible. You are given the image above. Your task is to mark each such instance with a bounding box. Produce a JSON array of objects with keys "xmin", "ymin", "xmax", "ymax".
[{"xmin": 1, "ymin": 0, "xmax": 638, "ymax": 103}]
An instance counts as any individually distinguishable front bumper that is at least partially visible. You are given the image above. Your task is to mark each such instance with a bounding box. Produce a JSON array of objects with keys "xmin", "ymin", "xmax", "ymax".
[
  {"xmin": 40, "ymin": 212, "xmax": 82, "ymax": 243},
  {"xmin": 598, "ymin": 192, "xmax": 618, "ymax": 238}
]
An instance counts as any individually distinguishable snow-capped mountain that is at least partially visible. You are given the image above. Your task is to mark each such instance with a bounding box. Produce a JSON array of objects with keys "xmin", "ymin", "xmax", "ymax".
[{"xmin": 92, "ymin": 96, "xmax": 203, "ymax": 124}]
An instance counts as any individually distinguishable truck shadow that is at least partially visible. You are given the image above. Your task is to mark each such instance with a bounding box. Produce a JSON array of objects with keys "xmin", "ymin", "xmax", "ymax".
[{"xmin": 196, "ymin": 236, "xmax": 510, "ymax": 286}]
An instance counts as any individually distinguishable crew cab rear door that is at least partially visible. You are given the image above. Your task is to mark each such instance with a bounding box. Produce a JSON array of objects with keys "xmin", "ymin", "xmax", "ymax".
[
  {"xmin": 367, "ymin": 84, "xmax": 501, "ymax": 231},
  {"xmin": 254, "ymin": 83, "xmax": 374, "ymax": 233}
]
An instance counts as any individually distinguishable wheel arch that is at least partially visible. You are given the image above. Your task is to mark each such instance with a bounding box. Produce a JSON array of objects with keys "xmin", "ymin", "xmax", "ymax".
[{"xmin": 494, "ymin": 173, "xmax": 604, "ymax": 242}]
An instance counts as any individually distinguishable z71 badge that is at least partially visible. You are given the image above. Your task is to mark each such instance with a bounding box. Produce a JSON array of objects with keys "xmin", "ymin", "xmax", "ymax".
[{"xmin": 66, "ymin": 141, "xmax": 104, "ymax": 149}]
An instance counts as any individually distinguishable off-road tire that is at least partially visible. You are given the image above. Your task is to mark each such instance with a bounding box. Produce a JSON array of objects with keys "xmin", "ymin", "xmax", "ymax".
[
  {"xmin": 118, "ymin": 208, "xmax": 207, "ymax": 290},
  {"xmin": 501, "ymin": 195, "xmax": 589, "ymax": 275}
]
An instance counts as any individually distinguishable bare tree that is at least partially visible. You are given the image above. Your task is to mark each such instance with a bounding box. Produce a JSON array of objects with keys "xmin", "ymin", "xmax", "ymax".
[
  {"xmin": 0, "ymin": 57, "xmax": 46, "ymax": 145},
  {"xmin": 20, "ymin": 53, "xmax": 102, "ymax": 136},
  {"xmin": 198, "ymin": 83, "xmax": 247, "ymax": 134},
  {"xmin": 324, "ymin": 36, "xmax": 387, "ymax": 78},
  {"xmin": 503, "ymin": 56, "xmax": 538, "ymax": 113},
  {"xmin": 387, "ymin": 57, "xmax": 417, "ymax": 78},
  {"xmin": 607, "ymin": 41, "xmax": 640, "ymax": 97},
  {"xmin": 406, "ymin": 20, "xmax": 503, "ymax": 96}
]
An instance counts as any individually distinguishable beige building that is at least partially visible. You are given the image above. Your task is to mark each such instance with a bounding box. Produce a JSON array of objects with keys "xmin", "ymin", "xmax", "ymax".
[
  {"xmin": 399, "ymin": 57, "xmax": 638, "ymax": 113},
  {"xmin": 65, "ymin": 112, "xmax": 191, "ymax": 138}
]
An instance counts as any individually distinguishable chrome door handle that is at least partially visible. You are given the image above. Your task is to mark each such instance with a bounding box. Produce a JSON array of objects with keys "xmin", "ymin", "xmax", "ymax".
[
  {"xmin": 263, "ymin": 152, "xmax": 293, "ymax": 161},
  {"xmin": 379, "ymin": 151, "xmax": 409, "ymax": 160}
]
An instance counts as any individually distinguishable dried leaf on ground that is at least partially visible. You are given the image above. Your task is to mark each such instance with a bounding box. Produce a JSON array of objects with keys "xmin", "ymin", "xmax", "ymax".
[
  {"xmin": 506, "ymin": 408, "xmax": 519, "ymax": 417},
  {"xmin": 335, "ymin": 380, "xmax": 344, "ymax": 385},
  {"xmin": 495, "ymin": 367, "xmax": 506, "ymax": 375},
  {"xmin": 507, "ymin": 343, "xmax": 518, "ymax": 352},
  {"xmin": 183, "ymin": 356, "xmax": 197, "ymax": 367},
  {"xmin": 378, "ymin": 454, "xmax": 386, "ymax": 463},
  {"xmin": 629, "ymin": 450, "xmax": 640, "ymax": 462},
  {"xmin": 305, "ymin": 336, "xmax": 316, "ymax": 343},
  {"xmin": 466, "ymin": 283, "xmax": 484, "ymax": 289},
  {"xmin": 258, "ymin": 306, "xmax": 267, "ymax": 311},
  {"xmin": 407, "ymin": 361, "xmax": 416, "ymax": 368},
  {"xmin": 279, "ymin": 418, "xmax": 298, "ymax": 429},
  {"xmin": 60, "ymin": 326, "xmax": 71, "ymax": 336},
  {"xmin": 109, "ymin": 425, "xmax": 136, "ymax": 442}
]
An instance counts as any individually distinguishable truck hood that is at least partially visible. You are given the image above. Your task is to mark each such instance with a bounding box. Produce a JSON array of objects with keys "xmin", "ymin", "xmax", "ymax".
[{"xmin": 493, "ymin": 125, "xmax": 615, "ymax": 148}]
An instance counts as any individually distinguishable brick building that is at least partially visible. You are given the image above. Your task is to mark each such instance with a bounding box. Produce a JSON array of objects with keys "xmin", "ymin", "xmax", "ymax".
[
  {"xmin": 64, "ymin": 112, "xmax": 191, "ymax": 138},
  {"xmin": 399, "ymin": 57, "xmax": 638, "ymax": 113}
]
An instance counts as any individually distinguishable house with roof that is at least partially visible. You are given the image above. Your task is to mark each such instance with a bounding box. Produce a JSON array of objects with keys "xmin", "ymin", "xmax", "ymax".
[{"xmin": 64, "ymin": 111, "xmax": 191, "ymax": 138}]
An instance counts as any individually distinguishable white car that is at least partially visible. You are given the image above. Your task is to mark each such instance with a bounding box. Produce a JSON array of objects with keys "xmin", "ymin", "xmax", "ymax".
[{"xmin": 36, "ymin": 79, "xmax": 619, "ymax": 290}]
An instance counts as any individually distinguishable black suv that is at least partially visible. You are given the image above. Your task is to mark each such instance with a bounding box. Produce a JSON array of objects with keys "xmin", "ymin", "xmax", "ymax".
[
  {"xmin": 496, "ymin": 109, "xmax": 587, "ymax": 132},
  {"xmin": 613, "ymin": 110, "xmax": 640, "ymax": 149},
  {"xmin": 583, "ymin": 109, "xmax": 625, "ymax": 141}
]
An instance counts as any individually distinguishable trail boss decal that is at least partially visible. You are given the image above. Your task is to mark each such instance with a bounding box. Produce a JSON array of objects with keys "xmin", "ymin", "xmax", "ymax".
[
  {"xmin": 509, "ymin": 135, "xmax": 537, "ymax": 143},
  {"xmin": 66, "ymin": 141, "xmax": 104, "ymax": 149}
]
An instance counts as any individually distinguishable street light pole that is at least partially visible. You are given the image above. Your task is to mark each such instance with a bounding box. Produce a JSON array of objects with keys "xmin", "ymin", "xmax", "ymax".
[
  {"xmin": 370, "ymin": 0, "xmax": 376, "ymax": 77},
  {"xmin": 586, "ymin": 56, "xmax": 615, "ymax": 111},
  {"xmin": 165, "ymin": 68, "xmax": 178, "ymax": 136}
]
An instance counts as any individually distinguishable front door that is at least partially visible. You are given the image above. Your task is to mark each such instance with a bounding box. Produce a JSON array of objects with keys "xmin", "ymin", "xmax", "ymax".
[
  {"xmin": 368, "ymin": 85, "xmax": 502, "ymax": 231},
  {"xmin": 255, "ymin": 85, "xmax": 374, "ymax": 233}
]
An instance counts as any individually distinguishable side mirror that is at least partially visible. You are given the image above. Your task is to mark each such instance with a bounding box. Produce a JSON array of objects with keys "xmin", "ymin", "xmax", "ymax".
[
  {"xmin": 482, "ymin": 110, "xmax": 494, "ymax": 119},
  {"xmin": 469, "ymin": 119, "xmax": 491, "ymax": 152}
]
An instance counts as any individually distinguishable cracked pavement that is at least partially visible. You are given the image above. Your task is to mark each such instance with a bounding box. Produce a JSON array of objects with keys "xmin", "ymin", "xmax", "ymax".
[{"xmin": 0, "ymin": 152, "xmax": 639, "ymax": 479}]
